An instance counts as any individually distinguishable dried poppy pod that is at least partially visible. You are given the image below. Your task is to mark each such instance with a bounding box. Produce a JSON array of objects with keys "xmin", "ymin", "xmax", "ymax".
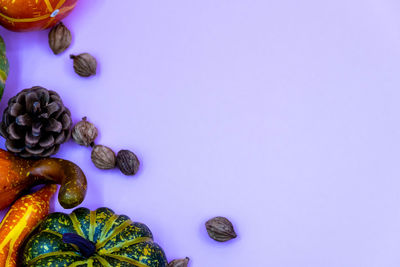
[
  {"xmin": 48, "ymin": 22, "xmax": 72, "ymax": 55},
  {"xmin": 72, "ymin": 117, "xmax": 98, "ymax": 147},
  {"xmin": 205, "ymin": 216, "xmax": 237, "ymax": 242},
  {"xmin": 91, "ymin": 145, "xmax": 116, "ymax": 170},
  {"xmin": 70, "ymin": 53, "xmax": 97, "ymax": 77},
  {"xmin": 168, "ymin": 257, "xmax": 190, "ymax": 267}
]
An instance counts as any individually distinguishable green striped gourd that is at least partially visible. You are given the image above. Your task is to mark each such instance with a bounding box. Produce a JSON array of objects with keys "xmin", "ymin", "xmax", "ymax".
[
  {"xmin": 0, "ymin": 36, "xmax": 8, "ymax": 100},
  {"xmin": 19, "ymin": 207, "xmax": 168, "ymax": 267}
]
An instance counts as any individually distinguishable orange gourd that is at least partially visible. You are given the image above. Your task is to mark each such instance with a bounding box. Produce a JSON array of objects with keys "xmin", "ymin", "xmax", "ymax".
[
  {"xmin": 0, "ymin": 0, "xmax": 78, "ymax": 32},
  {"xmin": 0, "ymin": 149, "xmax": 87, "ymax": 210},
  {"xmin": 0, "ymin": 184, "xmax": 57, "ymax": 267}
]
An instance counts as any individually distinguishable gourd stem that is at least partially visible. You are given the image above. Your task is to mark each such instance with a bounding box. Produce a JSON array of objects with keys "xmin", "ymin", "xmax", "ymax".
[{"xmin": 62, "ymin": 233, "xmax": 96, "ymax": 258}]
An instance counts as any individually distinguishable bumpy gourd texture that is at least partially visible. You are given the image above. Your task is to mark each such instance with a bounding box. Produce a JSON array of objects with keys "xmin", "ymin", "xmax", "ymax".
[
  {"xmin": 20, "ymin": 207, "xmax": 167, "ymax": 267},
  {"xmin": 0, "ymin": 36, "xmax": 9, "ymax": 100},
  {"xmin": 0, "ymin": 185, "xmax": 56, "ymax": 267}
]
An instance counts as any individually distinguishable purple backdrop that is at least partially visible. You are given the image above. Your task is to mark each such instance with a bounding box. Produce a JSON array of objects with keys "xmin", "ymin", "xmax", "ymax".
[{"xmin": 1, "ymin": 0, "xmax": 400, "ymax": 266}]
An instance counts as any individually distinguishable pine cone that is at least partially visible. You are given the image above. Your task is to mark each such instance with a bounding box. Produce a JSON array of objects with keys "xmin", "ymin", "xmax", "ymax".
[{"xmin": 0, "ymin": 86, "xmax": 72, "ymax": 158}]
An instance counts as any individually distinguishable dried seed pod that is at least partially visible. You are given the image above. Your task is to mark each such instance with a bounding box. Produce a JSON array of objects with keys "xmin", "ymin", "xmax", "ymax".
[
  {"xmin": 48, "ymin": 22, "xmax": 72, "ymax": 55},
  {"xmin": 116, "ymin": 150, "xmax": 140, "ymax": 176},
  {"xmin": 91, "ymin": 145, "xmax": 116, "ymax": 170},
  {"xmin": 70, "ymin": 53, "xmax": 97, "ymax": 77},
  {"xmin": 72, "ymin": 117, "xmax": 98, "ymax": 147},
  {"xmin": 168, "ymin": 257, "xmax": 190, "ymax": 267},
  {"xmin": 205, "ymin": 216, "xmax": 237, "ymax": 242}
]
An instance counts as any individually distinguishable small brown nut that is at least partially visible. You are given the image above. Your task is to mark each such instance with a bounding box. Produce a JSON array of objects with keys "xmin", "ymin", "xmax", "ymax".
[
  {"xmin": 168, "ymin": 257, "xmax": 190, "ymax": 267},
  {"xmin": 70, "ymin": 53, "xmax": 97, "ymax": 77},
  {"xmin": 205, "ymin": 216, "xmax": 237, "ymax": 242},
  {"xmin": 48, "ymin": 22, "xmax": 72, "ymax": 55},
  {"xmin": 72, "ymin": 117, "xmax": 98, "ymax": 147},
  {"xmin": 116, "ymin": 149, "xmax": 140, "ymax": 176},
  {"xmin": 91, "ymin": 145, "xmax": 116, "ymax": 170}
]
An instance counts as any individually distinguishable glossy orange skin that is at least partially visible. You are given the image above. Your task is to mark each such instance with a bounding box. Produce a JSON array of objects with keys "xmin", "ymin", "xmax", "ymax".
[
  {"xmin": 0, "ymin": 0, "xmax": 78, "ymax": 32},
  {"xmin": 0, "ymin": 149, "xmax": 37, "ymax": 210},
  {"xmin": 0, "ymin": 149, "xmax": 87, "ymax": 210},
  {"xmin": 0, "ymin": 184, "xmax": 56, "ymax": 266}
]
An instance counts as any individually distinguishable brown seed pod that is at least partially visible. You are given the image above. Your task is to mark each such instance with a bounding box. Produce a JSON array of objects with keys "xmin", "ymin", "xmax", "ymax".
[
  {"xmin": 168, "ymin": 257, "xmax": 190, "ymax": 267},
  {"xmin": 91, "ymin": 145, "xmax": 116, "ymax": 170},
  {"xmin": 72, "ymin": 117, "xmax": 98, "ymax": 147},
  {"xmin": 70, "ymin": 53, "xmax": 97, "ymax": 77},
  {"xmin": 116, "ymin": 149, "xmax": 140, "ymax": 176},
  {"xmin": 48, "ymin": 22, "xmax": 72, "ymax": 55},
  {"xmin": 205, "ymin": 216, "xmax": 237, "ymax": 242}
]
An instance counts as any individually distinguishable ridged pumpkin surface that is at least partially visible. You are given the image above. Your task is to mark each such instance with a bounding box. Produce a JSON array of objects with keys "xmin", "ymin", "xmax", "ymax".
[
  {"xmin": 0, "ymin": 36, "xmax": 8, "ymax": 100},
  {"xmin": 0, "ymin": 0, "xmax": 77, "ymax": 32},
  {"xmin": 20, "ymin": 207, "xmax": 168, "ymax": 267}
]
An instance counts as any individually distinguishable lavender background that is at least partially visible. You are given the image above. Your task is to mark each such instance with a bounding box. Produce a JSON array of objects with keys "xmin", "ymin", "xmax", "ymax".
[{"xmin": 0, "ymin": 0, "xmax": 400, "ymax": 266}]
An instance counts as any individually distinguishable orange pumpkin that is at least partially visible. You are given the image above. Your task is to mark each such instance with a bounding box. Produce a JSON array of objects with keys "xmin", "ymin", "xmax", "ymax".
[{"xmin": 0, "ymin": 0, "xmax": 78, "ymax": 32}]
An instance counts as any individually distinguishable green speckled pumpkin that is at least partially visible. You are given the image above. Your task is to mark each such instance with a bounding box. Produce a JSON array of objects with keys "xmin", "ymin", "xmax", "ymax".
[
  {"xmin": 0, "ymin": 35, "xmax": 9, "ymax": 100},
  {"xmin": 19, "ymin": 207, "xmax": 168, "ymax": 267}
]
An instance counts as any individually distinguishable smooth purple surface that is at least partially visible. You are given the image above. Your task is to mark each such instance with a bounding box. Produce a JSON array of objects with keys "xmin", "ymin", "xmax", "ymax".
[{"xmin": 0, "ymin": 0, "xmax": 400, "ymax": 266}]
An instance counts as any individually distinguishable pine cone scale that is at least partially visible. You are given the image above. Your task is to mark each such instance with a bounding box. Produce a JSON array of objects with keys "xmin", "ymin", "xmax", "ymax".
[
  {"xmin": 39, "ymin": 134, "xmax": 54, "ymax": 148},
  {"xmin": 32, "ymin": 121, "xmax": 42, "ymax": 136},
  {"xmin": 25, "ymin": 131, "xmax": 40, "ymax": 146},
  {"xmin": 41, "ymin": 147, "xmax": 55, "ymax": 157},
  {"xmin": 16, "ymin": 113, "xmax": 32, "ymax": 126},
  {"xmin": 61, "ymin": 113, "xmax": 71, "ymax": 130},
  {"xmin": 55, "ymin": 131, "xmax": 66, "ymax": 144},
  {"xmin": 25, "ymin": 92, "xmax": 39, "ymax": 112},
  {"xmin": 7, "ymin": 122, "xmax": 24, "ymax": 140},
  {"xmin": 15, "ymin": 93, "xmax": 25, "ymax": 106},
  {"xmin": 9, "ymin": 102, "xmax": 23, "ymax": 117},
  {"xmin": 25, "ymin": 146, "xmax": 45, "ymax": 155},
  {"xmin": 0, "ymin": 126, "xmax": 7, "ymax": 138},
  {"xmin": 45, "ymin": 118, "xmax": 62, "ymax": 133},
  {"xmin": 5, "ymin": 139, "xmax": 23, "ymax": 153},
  {"xmin": 46, "ymin": 102, "xmax": 60, "ymax": 116},
  {"xmin": 53, "ymin": 104, "xmax": 65, "ymax": 119}
]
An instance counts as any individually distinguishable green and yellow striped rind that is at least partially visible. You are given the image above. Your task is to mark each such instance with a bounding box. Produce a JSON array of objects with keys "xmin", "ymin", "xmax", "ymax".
[
  {"xmin": 0, "ymin": 35, "xmax": 8, "ymax": 101},
  {"xmin": 20, "ymin": 207, "xmax": 168, "ymax": 267}
]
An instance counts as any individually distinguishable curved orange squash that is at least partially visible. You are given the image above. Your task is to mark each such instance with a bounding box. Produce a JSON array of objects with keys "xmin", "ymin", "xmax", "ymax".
[
  {"xmin": 0, "ymin": 184, "xmax": 56, "ymax": 267},
  {"xmin": 0, "ymin": 0, "xmax": 78, "ymax": 32},
  {"xmin": 0, "ymin": 149, "xmax": 87, "ymax": 210}
]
